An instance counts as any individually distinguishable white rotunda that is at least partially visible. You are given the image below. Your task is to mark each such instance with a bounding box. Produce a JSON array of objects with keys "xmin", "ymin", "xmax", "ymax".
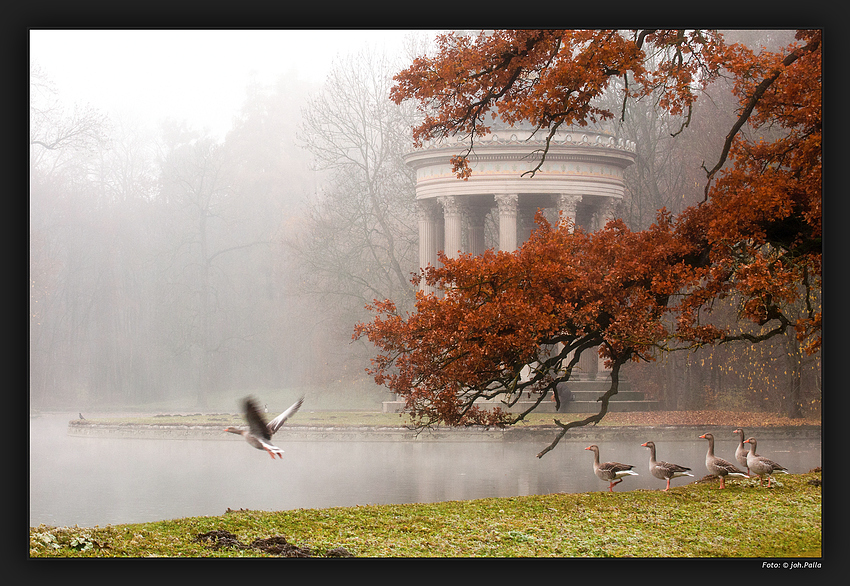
[
  {"xmin": 403, "ymin": 125, "xmax": 637, "ymax": 386},
  {"xmin": 405, "ymin": 126, "xmax": 636, "ymax": 280}
]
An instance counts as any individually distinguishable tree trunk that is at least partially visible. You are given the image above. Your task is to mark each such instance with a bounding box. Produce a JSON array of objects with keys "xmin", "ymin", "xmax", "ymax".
[{"xmin": 785, "ymin": 331, "xmax": 803, "ymax": 418}]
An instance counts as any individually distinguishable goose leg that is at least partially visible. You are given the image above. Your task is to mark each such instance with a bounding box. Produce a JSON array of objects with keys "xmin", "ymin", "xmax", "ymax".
[
  {"xmin": 719, "ymin": 476, "xmax": 726, "ymax": 489},
  {"xmin": 665, "ymin": 479, "xmax": 671, "ymax": 491}
]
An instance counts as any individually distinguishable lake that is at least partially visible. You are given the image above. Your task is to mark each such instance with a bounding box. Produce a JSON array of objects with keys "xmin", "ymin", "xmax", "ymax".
[{"xmin": 30, "ymin": 413, "xmax": 821, "ymax": 528}]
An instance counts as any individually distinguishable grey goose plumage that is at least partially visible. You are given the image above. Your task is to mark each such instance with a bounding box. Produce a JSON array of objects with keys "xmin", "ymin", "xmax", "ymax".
[
  {"xmin": 585, "ymin": 444, "xmax": 638, "ymax": 492},
  {"xmin": 641, "ymin": 441, "xmax": 694, "ymax": 491},
  {"xmin": 733, "ymin": 428, "xmax": 751, "ymax": 476},
  {"xmin": 744, "ymin": 437, "xmax": 789, "ymax": 487},
  {"xmin": 225, "ymin": 396, "xmax": 304, "ymax": 459},
  {"xmin": 699, "ymin": 433, "xmax": 748, "ymax": 488}
]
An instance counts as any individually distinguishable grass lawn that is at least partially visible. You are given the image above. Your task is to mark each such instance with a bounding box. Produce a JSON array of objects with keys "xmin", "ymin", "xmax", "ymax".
[{"xmin": 30, "ymin": 469, "xmax": 821, "ymax": 558}]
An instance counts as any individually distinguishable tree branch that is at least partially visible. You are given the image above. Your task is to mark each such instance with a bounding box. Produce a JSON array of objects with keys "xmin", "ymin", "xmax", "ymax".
[
  {"xmin": 701, "ymin": 37, "xmax": 820, "ymax": 202},
  {"xmin": 536, "ymin": 356, "xmax": 625, "ymax": 458}
]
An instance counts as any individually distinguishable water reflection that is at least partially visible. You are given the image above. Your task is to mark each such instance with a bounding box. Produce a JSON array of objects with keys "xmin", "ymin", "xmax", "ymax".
[{"xmin": 30, "ymin": 414, "xmax": 821, "ymax": 528}]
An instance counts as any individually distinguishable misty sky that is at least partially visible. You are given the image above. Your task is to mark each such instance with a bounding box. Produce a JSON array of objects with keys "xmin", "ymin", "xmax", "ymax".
[{"xmin": 30, "ymin": 29, "xmax": 427, "ymax": 140}]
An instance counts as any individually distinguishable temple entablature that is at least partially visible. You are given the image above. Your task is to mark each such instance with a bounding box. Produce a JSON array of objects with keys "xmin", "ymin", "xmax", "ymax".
[{"xmin": 405, "ymin": 126, "xmax": 635, "ymax": 270}]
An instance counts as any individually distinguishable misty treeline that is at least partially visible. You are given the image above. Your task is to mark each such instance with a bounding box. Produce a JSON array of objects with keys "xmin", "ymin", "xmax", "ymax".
[
  {"xmin": 606, "ymin": 29, "xmax": 821, "ymax": 417},
  {"xmin": 30, "ymin": 30, "xmax": 819, "ymax": 416},
  {"xmin": 30, "ymin": 39, "xmax": 421, "ymax": 411}
]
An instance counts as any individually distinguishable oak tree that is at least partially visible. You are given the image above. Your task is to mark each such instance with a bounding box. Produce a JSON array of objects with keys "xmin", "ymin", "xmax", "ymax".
[{"xmin": 354, "ymin": 29, "xmax": 821, "ymax": 456}]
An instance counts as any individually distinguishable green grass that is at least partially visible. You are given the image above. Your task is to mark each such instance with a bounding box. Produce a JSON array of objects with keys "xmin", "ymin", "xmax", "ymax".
[{"xmin": 30, "ymin": 470, "xmax": 821, "ymax": 558}]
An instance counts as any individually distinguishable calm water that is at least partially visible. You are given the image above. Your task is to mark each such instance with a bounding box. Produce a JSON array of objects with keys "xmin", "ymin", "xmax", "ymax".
[{"xmin": 30, "ymin": 413, "xmax": 821, "ymax": 528}]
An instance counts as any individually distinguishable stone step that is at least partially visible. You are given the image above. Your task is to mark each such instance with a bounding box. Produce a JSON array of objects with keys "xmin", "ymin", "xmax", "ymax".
[
  {"xmin": 488, "ymin": 400, "xmax": 660, "ymax": 414},
  {"xmin": 556, "ymin": 380, "xmax": 632, "ymax": 393},
  {"xmin": 384, "ymin": 393, "xmax": 661, "ymax": 414},
  {"xmin": 558, "ymin": 400, "xmax": 661, "ymax": 413},
  {"xmin": 563, "ymin": 390, "xmax": 647, "ymax": 401}
]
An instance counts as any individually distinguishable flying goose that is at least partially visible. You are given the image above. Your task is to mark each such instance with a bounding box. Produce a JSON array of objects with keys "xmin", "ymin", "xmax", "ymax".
[{"xmin": 225, "ymin": 396, "xmax": 304, "ymax": 459}]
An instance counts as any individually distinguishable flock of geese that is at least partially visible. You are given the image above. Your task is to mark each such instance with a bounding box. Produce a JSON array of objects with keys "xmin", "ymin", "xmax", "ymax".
[
  {"xmin": 586, "ymin": 428, "xmax": 789, "ymax": 492},
  {"xmin": 225, "ymin": 396, "xmax": 790, "ymax": 493}
]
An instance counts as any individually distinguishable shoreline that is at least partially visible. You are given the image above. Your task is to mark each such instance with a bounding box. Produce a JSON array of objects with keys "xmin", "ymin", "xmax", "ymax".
[{"xmin": 66, "ymin": 421, "xmax": 822, "ymax": 442}]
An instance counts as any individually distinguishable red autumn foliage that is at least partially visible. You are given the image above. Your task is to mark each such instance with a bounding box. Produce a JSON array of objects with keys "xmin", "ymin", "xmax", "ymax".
[{"xmin": 355, "ymin": 30, "xmax": 821, "ymax": 456}]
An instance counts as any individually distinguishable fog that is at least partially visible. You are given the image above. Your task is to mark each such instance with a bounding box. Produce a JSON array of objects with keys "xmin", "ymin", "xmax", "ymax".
[
  {"xmin": 29, "ymin": 30, "xmax": 422, "ymax": 141},
  {"xmin": 30, "ymin": 30, "xmax": 820, "ymax": 529},
  {"xmin": 31, "ymin": 413, "xmax": 821, "ymax": 527},
  {"xmin": 30, "ymin": 29, "xmax": 816, "ymax": 416},
  {"xmin": 30, "ymin": 30, "xmax": 436, "ymax": 412}
]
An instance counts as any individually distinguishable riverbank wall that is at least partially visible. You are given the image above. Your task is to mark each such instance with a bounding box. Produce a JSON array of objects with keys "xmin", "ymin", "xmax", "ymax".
[{"xmin": 66, "ymin": 422, "xmax": 821, "ymax": 443}]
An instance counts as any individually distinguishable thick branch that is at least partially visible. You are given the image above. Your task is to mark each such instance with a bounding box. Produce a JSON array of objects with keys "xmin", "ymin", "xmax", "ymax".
[
  {"xmin": 702, "ymin": 37, "xmax": 820, "ymax": 201},
  {"xmin": 536, "ymin": 356, "xmax": 625, "ymax": 458}
]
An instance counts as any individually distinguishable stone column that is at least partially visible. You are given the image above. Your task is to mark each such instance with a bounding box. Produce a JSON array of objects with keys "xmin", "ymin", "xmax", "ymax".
[
  {"xmin": 416, "ymin": 199, "xmax": 440, "ymax": 294},
  {"xmin": 557, "ymin": 194, "xmax": 582, "ymax": 233},
  {"xmin": 495, "ymin": 194, "xmax": 518, "ymax": 252},
  {"xmin": 467, "ymin": 206, "xmax": 488, "ymax": 256},
  {"xmin": 597, "ymin": 354, "xmax": 611, "ymax": 380},
  {"xmin": 439, "ymin": 195, "xmax": 465, "ymax": 259},
  {"xmin": 578, "ymin": 349, "xmax": 599, "ymax": 380},
  {"xmin": 594, "ymin": 197, "xmax": 617, "ymax": 231},
  {"xmin": 518, "ymin": 205, "xmax": 537, "ymax": 247},
  {"xmin": 594, "ymin": 196, "xmax": 617, "ymax": 378}
]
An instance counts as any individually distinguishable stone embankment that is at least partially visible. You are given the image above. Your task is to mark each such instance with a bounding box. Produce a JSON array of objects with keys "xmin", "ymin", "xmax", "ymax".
[{"xmin": 67, "ymin": 421, "xmax": 820, "ymax": 443}]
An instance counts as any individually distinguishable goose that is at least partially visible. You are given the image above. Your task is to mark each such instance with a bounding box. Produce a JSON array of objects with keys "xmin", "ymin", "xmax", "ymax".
[
  {"xmin": 585, "ymin": 445, "xmax": 638, "ymax": 492},
  {"xmin": 225, "ymin": 396, "xmax": 304, "ymax": 459},
  {"xmin": 744, "ymin": 437, "xmax": 789, "ymax": 487},
  {"xmin": 641, "ymin": 441, "xmax": 693, "ymax": 491},
  {"xmin": 733, "ymin": 428, "xmax": 751, "ymax": 476},
  {"xmin": 699, "ymin": 433, "xmax": 748, "ymax": 489}
]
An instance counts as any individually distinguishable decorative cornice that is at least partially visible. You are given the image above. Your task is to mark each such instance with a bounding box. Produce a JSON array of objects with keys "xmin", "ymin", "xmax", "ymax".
[{"xmin": 412, "ymin": 130, "xmax": 636, "ymax": 154}]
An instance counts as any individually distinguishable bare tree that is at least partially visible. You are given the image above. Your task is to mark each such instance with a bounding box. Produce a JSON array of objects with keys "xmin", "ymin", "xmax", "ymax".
[
  {"xmin": 295, "ymin": 45, "xmax": 420, "ymax": 326},
  {"xmin": 157, "ymin": 127, "xmax": 245, "ymax": 407},
  {"xmin": 30, "ymin": 64, "xmax": 109, "ymax": 170}
]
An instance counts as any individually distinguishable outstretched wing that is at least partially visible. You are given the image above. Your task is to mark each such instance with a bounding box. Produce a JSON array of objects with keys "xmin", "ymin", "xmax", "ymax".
[
  {"xmin": 243, "ymin": 397, "xmax": 272, "ymax": 441},
  {"xmin": 267, "ymin": 396, "xmax": 305, "ymax": 435}
]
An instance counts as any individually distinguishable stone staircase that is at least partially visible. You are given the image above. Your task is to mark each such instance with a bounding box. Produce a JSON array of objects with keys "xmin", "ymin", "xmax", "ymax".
[
  {"xmin": 382, "ymin": 378, "xmax": 660, "ymax": 414},
  {"xmin": 543, "ymin": 379, "xmax": 659, "ymax": 413}
]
